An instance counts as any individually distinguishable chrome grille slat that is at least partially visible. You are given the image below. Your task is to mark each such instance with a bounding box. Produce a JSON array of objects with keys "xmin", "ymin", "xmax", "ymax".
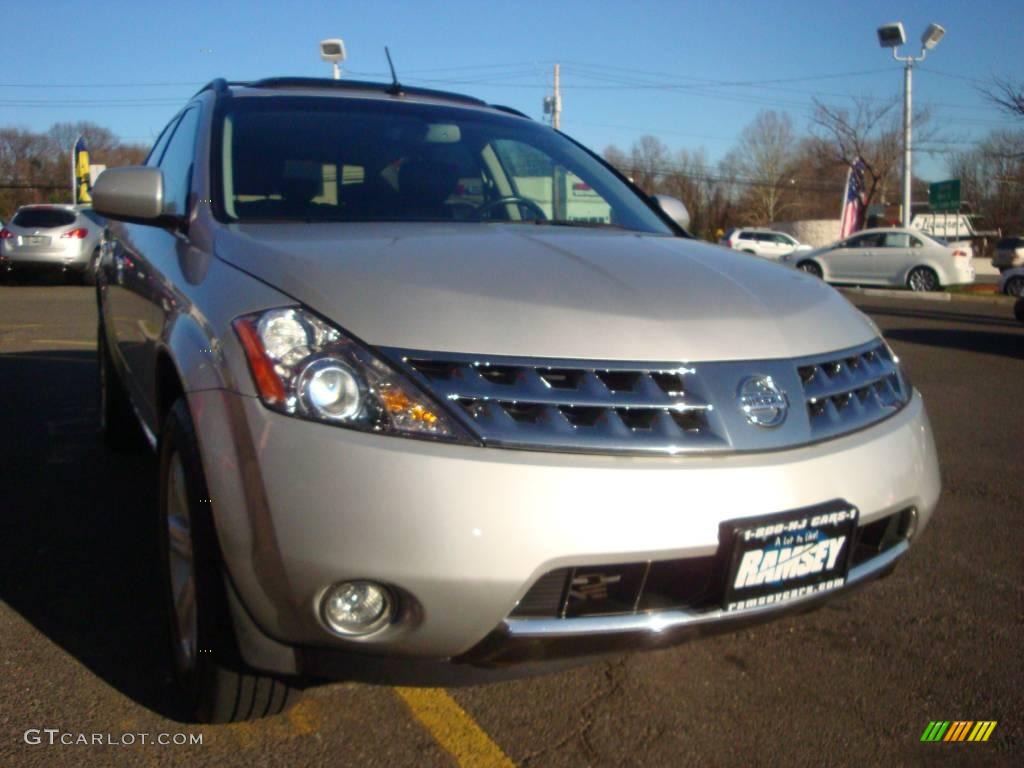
[
  {"xmin": 799, "ymin": 341, "xmax": 908, "ymax": 440},
  {"xmin": 387, "ymin": 339, "xmax": 909, "ymax": 455}
]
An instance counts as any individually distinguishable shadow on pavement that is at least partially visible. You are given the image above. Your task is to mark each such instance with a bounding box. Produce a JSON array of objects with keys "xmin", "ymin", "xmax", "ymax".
[
  {"xmin": 884, "ymin": 328, "xmax": 1023, "ymax": 360},
  {"xmin": 858, "ymin": 304, "xmax": 1023, "ymax": 329},
  {"xmin": 0, "ymin": 349, "xmax": 181, "ymax": 719}
]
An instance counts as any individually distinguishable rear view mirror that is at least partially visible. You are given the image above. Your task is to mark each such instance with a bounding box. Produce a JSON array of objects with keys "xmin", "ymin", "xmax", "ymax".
[
  {"xmin": 651, "ymin": 194, "xmax": 690, "ymax": 231},
  {"xmin": 425, "ymin": 124, "xmax": 461, "ymax": 143},
  {"xmin": 92, "ymin": 167, "xmax": 166, "ymax": 224}
]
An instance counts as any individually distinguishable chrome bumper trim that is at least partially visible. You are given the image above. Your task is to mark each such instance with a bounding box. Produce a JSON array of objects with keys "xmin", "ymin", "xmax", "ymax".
[
  {"xmin": 459, "ymin": 542, "xmax": 908, "ymax": 666},
  {"xmin": 507, "ymin": 541, "xmax": 907, "ymax": 639}
]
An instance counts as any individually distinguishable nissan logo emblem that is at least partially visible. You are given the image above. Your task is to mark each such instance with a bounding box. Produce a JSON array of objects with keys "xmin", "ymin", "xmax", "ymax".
[{"xmin": 737, "ymin": 376, "xmax": 788, "ymax": 428}]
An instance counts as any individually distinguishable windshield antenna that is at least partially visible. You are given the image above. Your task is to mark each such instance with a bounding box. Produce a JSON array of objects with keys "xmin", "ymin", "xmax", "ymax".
[{"xmin": 385, "ymin": 47, "xmax": 403, "ymax": 96}]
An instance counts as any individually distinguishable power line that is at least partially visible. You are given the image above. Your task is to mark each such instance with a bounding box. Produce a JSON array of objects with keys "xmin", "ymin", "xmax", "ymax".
[{"xmin": 0, "ymin": 81, "xmax": 201, "ymax": 88}]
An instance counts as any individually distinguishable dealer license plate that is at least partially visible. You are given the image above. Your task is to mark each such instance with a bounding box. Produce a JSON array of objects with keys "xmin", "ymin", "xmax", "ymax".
[{"xmin": 722, "ymin": 501, "xmax": 858, "ymax": 612}]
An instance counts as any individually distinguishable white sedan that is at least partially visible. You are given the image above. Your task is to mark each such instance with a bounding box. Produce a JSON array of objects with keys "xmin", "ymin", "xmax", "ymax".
[{"xmin": 781, "ymin": 228, "xmax": 975, "ymax": 292}]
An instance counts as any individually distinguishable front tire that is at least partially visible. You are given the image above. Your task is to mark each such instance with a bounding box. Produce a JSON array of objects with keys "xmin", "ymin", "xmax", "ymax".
[
  {"xmin": 907, "ymin": 266, "xmax": 939, "ymax": 292},
  {"xmin": 797, "ymin": 260, "xmax": 823, "ymax": 279},
  {"xmin": 159, "ymin": 398, "xmax": 301, "ymax": 723}
]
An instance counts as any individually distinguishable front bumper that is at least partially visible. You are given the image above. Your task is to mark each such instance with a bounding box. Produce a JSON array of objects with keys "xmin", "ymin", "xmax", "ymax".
[{"xmin": 189, "ymin": 387, "xmax": 940, "ymax": 672}]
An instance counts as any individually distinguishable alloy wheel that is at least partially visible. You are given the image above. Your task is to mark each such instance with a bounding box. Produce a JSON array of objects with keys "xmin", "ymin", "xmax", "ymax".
[{"xmin": 908, "ymin": 268, "xmax": 938, "ymax": 292}]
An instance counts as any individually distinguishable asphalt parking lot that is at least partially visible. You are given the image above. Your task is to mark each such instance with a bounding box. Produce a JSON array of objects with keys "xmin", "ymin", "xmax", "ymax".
[{"xmin": 0, "ymin": 282, "xmax": 1021, "ymax": 768}]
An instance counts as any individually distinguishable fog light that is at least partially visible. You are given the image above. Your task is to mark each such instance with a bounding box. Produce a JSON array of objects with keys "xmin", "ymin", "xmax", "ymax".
[{"xmin": 321, "ymin": 581, "xmax": 393, "ymax": 636}]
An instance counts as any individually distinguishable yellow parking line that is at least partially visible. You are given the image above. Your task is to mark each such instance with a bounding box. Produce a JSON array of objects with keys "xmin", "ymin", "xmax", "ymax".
[
  {"xmin": 30, "ymin": 339, "xmax": 95, "ymax": 346},
  {"xmin": 394, "ymin": 687, "xmax": 515, "ymax": 768}
]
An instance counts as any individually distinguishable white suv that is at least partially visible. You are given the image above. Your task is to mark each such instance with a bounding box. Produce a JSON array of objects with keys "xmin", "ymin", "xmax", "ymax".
[{"xmin": 722, "ymin": 228, "xmax": 811, "ymax": 260}]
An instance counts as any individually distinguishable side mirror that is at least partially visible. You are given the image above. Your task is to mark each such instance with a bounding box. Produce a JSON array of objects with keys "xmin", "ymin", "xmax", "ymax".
[
  {"xmin": 651, "ymin": 194, "xmax": 690, "ymax": 231},
  {"xmin": 92, "ymin": 167, "xmax": 166, "ymax": 224}
]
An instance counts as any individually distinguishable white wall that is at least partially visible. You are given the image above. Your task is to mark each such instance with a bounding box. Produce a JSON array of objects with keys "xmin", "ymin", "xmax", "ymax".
[{"xmin": 771, "ymin": 219, "xmax": 841, "ymax": 247}]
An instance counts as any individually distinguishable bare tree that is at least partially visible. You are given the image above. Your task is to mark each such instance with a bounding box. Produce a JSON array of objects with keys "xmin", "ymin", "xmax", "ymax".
[
  {"xmin": 809, "ymin": 97, "xmax": 935, "ymax": 214},
  {"xmin": 725, "ymin": 110, "xmax": 799, "ymax": 224},
  {"xmin": 602, "ymin": 145, "xmax": 629, "ymax": 176},
  {"xmin": 663, "ymin": 148, "xmax": 718, "ymax": 238},
  {"xmin": 982, "ymin": 76, "xmax": 1024, "ymax": 119},
  {"xmin": 0, "ymin": 123, "xmax": 148, "ymax": 217},
  {"xmin": 949, "ymin": 129, "xmax": 1024, "ymax": 236},
  {"xmin": 627, "ymin": 135, "xmax": 671, "ymax": 192}
]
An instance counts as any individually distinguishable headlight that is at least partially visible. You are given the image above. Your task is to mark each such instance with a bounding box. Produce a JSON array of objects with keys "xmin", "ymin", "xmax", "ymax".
[{"xmin": 233, "ymin": 307, "xmax": 472, "ymax": 442}]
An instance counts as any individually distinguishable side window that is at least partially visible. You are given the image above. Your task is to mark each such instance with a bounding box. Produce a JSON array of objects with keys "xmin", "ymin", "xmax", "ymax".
[
  {"xmin": 883, "ymin": 233, "xmax": 910, "ymax": 248},
  {"xmin": 909, "ymin": 236, "xmax": 925, "ymax": 248},
  {"xmin": 158, "ymin": 107, "xmax": 201, "ymax": 217},
  {"xmin": 145, "ymin": 115, "xmax": 181, "ymax": 167},
  {"xmin": 851, "ymin": 233, "xmax": 882, "ymax": 248}
]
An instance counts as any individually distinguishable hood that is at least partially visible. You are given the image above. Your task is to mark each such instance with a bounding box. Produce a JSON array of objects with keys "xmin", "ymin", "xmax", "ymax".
[{"xmin": 215, "ymin": 223, "xmax": 877, "ymax": 362}]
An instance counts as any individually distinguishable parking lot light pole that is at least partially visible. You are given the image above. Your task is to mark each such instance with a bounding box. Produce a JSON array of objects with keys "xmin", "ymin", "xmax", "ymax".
[{"xmin": 877, "ymin": 22, "xmax": 945, "ymax": 227}]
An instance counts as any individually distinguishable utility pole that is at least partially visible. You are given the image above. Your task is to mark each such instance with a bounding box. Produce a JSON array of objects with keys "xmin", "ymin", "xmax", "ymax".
[
  {"xmin": 552, "ymin": 63, "xmax": 561, "ymax": 130},
  {"xmin": 543, "ymin": 64, "xmax": 562, "ymax": 130}
]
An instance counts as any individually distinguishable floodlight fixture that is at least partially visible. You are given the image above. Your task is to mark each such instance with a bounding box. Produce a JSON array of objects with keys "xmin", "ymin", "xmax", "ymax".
[
  {"xmin": 877, "ymin": 22, "xmax": 906, "ymax": 49},
  {"xmin": 319, "ymin": 38, "xmax": 346, "ymax": 79},
  {"xmin": 921, "ymin": 23, "xmax": 945, "ymax": 50},
  {"xmin": 319, "ymin": 39, "xmax": 346, "ymax": 62}
]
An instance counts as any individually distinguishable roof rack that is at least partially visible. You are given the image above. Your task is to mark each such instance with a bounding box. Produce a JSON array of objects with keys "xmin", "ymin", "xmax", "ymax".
[
  {"xmin": 243, "ymin": 77, "xmax": 487, "ymax": 107},
  {"xmin": 192, "ymin": 78, "xmax": 233, "ymax": 98}
]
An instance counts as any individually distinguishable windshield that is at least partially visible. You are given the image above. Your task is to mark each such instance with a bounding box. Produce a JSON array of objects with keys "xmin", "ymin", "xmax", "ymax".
[{"xmin": 216, "ymin": 96, "xmax": 672, "ymax": 234}]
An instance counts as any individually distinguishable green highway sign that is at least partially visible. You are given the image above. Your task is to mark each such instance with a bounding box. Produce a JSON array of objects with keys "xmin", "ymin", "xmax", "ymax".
[{"xmin": 929, "ymin": 179, "xmax": 961, "ymax": 213}]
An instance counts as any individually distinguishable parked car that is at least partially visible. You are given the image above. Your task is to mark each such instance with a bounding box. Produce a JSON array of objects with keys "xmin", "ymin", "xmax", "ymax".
[
  {"xmin": 0, "ymin": 204, "xmax": 105, "ymax": 284},
  {"xmin": 992, "ymin": 236, "xmax": 1024, "ymax": 273},
  {"xmin": 781, "ymin": 227, "xmax": 975, "ymax": 291},
  {"xmin": 720, "ymin": 227, "xmax": 811, "ymax": 260},
  {"xmin": 997, "ymin": 266, "xmax": 1024, "ymax": 297},
  {"xmin": 92, "ymin": 76, "xmax": 940, "ymax": 723}
]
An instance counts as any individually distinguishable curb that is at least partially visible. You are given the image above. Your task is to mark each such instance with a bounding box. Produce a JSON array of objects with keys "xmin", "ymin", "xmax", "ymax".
[{"xmin": 839, "ymin": 287, "xmax": 1015, "ymax": 306}]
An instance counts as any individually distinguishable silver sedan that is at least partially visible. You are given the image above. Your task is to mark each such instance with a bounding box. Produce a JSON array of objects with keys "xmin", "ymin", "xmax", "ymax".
[{"xmin": 781, "ymin": 227, "xmax": 976, "ymax": 291}]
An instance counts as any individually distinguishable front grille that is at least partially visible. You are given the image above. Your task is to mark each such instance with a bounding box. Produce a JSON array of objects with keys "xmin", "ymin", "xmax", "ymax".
[
  {"xmin": 384, "ymin": 339, "xmax": 910, "ymax": 455},
  {"xmin": 798, "ymin": 342, "xmax": 908, "ymax": 441},
  {"xmin": 398, "ymin": 355, "xmax": 727, "ymax": 454}
]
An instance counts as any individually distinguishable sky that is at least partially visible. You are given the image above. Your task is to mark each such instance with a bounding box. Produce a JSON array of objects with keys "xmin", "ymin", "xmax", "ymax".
[{"xmin": 1, "ymin": 0, "xmax": 1020, "ymax": 181}]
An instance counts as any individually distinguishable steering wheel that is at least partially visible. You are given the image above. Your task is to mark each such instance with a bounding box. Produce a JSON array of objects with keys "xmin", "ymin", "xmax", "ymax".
[{"xmin": 475, "ymin": 196, "xmax": 548, "ymax": 222}]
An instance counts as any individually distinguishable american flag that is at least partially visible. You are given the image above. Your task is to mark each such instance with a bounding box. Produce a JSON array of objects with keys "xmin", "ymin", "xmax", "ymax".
[{"xmin": 839, "ymin": 157, "xmax": 867, "ymax": 238}]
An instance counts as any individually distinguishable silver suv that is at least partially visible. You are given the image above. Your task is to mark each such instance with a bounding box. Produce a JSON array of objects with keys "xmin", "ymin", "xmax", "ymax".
[
  {"xmin": 1, "ymin": 204, "xmax": 105, "ymax": 283},
  {"xmin": 92, "ymin": 78, "xmax": 941, "ymax": 723},
  {"xmin": 721, "ymin": 227, "xmax": 811, "ymax": 260}
]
